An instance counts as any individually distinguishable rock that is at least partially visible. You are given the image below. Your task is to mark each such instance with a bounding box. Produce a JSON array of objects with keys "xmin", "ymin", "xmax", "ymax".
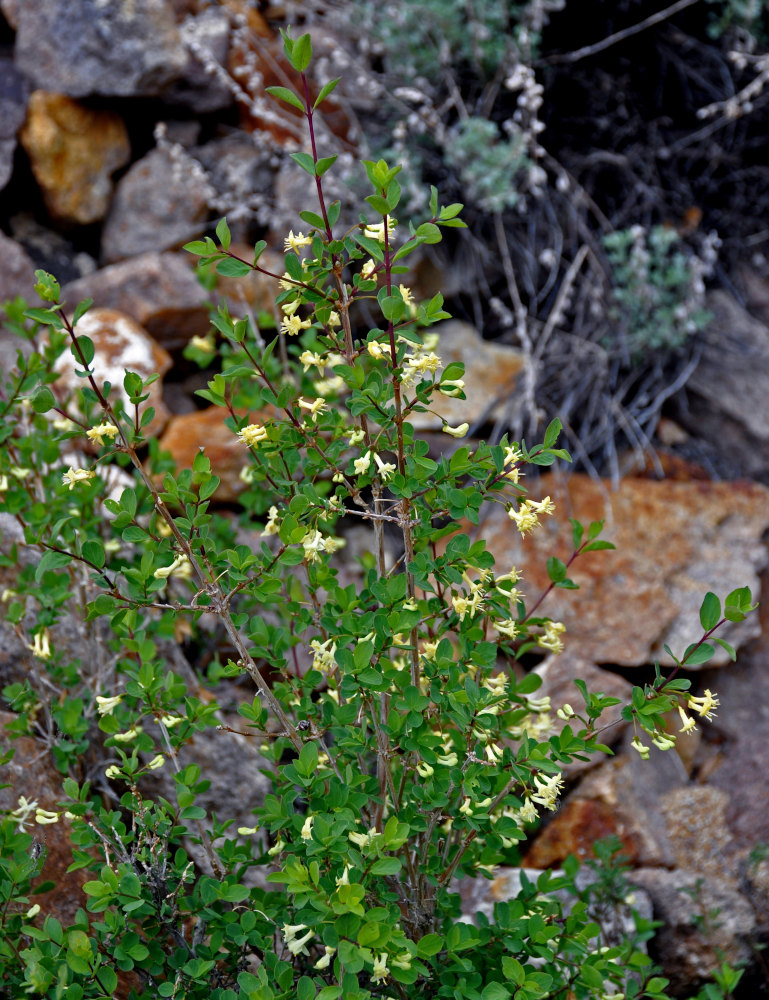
[
  {"xmin": 61, "ymin": 252, "xmax": 211, "ymax": 350},
  {"xmin": 0, "ymin": 0, "xmax": 18, "ymax": 28},
  {"xmin": 478, "ymin": 472, "xmax": 769, "ymax": 666},
  {"xmin": 658, "ymin": 785, "xmax": 739, "ymax": 877},
  {"xmin": 0, "ymin": 57, "xmax": 30, "ymax": 191},
  {"xmin": 159, "ymin": 405, "xmax": 257, "ymax": 501},
  {"xmin": 698, "ymin": 624, "xmax": 769, "ymax": 848},
  {"xmin": 54, "ymin": 308, "xmax": 171, "ymax": 437},
  {"xmin": 10, "ymin": 214, "xmax": 97, "ymax": 285},
  {"xmin": 19, "ymin": 91, "xmax": 130, "ymax": 225},
  {"xmin": 631, "ymin": 867, "xmax": 756, "ymax": 994},
  {"xmin": 101, "ymin": 146, "xmax": 213, "ymax": 263},
  {"xmin": 409, "ymin": 321, "xmax": 525, "ymax": 431},
  {"xmin": 193, "ymin": 133, "xmax": 277, "ymax": 241},
  {"xmin": 13, "ymin": 1, "xmax": 233, "ymax": 110},
  {"xmin": 0, "ymin": 230, "xmax": 37, "ymax": 302},
  {"xmin": 0, "ymin": 711, "xmax": 87, "ymax": 928},
  {"xmin": 680, "ymin": 290, "xmax": 769, "ymax": 481}
]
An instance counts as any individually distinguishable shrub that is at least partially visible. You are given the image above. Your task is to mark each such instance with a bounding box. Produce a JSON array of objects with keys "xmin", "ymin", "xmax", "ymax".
[{"xmin": 0, "ymin": 29, "xmax": 755, "ymax": 1000}]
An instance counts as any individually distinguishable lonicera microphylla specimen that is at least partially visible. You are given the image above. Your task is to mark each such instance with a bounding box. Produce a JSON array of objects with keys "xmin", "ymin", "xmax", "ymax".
[{"xmin": 0, "ymin": 28, "xmax": 756, "ymax": 1000}]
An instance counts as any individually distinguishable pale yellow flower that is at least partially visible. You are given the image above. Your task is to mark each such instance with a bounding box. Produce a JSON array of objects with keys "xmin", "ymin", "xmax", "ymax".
[
  {"xmin": 677, "ymin": 704, "xmax": 697, "ymax": 734},
  {"xmin": 495, "ymin": 618, "xmax": 520, "ymax": 640},
  {"xmin": 374, "ymin": 453, "xmax": 397, "ymax": 481},
  {"xmin": 360, "ymin": 259, "xmax": 377, "ymax": 279},
  {"xmin": 371, "ymin": 953, "xmax": 390, "ymax": 985},
  {"xmin": 105, "ymin": 765, "xmax": 122, "ymax": 779},
  {"xmin": 298, "ymin": 396, "xmax": 327, "ymax": 421},
  {"xmin": 363, "ymin": 217, "xmax": 396, "ymax": 241},
  {"xmin": 62, "ymin": 467, "xmax": 95, "ymax": 490},
  {"xmin": 367, "ymin": 340, "xmax": 387, "ymax": 360},
  {"xmin": 35, "ymin": 808, "xmax": 60, "ymax": 825},
  {"xmin": 146, "ymin": 754, "xmax": 165, "ymax": 770},
  {"xmin": 416, "ymin": 761, "xmax": 434, "ymax": 778},
  {"xmin": 28, "ymin": 629, "xmax": 52, "ymax": 661},
  {"xmin": 688, "ymin": 688, "xmax": 719, "ymax": 720},
  {"xmin": 190, "ymin": 334, "xmax": 215, "ymax": 353},
  {"xmin": 538, "ymin": 621, "xmax": 566, "ymax": 655},
  {"xmin": 300, "ymin": 814, "xmax": 315, "ymax": 840},
  {"xmin": 87, "ymin": 422, "xmax": 120, "ymax": 447},
  {"xmin": 442, "ymin": 422, "xmax": 469, "ymax": 439},
  {"xmin": 262, "ymin": 505, "xmax": 280, "ymax": 537},
  {"xmin": 95, "ymin": 694, "xmax": 122, "ymax": 715},
  {"xmin": 354, "ymin": 450, "xmax": 372, "ymax": 475},
  {"xmin": 284, "ymin": 230, "xmax": 313, "ymax": 252},
  {"xmin": 237, "ymin": 423, "xmax": 268, "ymax": 447},
  {"xmin": 310, "ymin": 637, "xmax": 337, "ymax": 673},
  {"xmin": 25, "ymin": 904, "xmax": 41, "ymax": 919},
  {"xmin": 631, "ymin": 736, "xmax": 650, "ymax": 759},
  {"xmin": 267, "ymin": 838, "xmax": 285, "ymax": 856},
  {"xmin": 281, "ymin": 313, "xmax": 312, "ymax": 337},
  {"xmin": 437, "ymin": 378, "xmax": 465, "ymax": 397},
  {"xmin": 299, "ymin": 350, "xmax": 325, "ymax": 371},
  {"xmin": 315, "ymin": 946, "xmax": 336, "ymax": 970},
  {"xmin": 531, "ymin": 772, "xmax": 564, "ymax": 811},
  {"xmin": 112, "ymin": 726, "xmax": 142, "ymax": 742},
  {"xmin": 153, "ymin": 554, "xmax": 192, "ymax": 580},
  {"xmin": 651, "ymin": 731, "xmax": 676, "ymax": 751}
]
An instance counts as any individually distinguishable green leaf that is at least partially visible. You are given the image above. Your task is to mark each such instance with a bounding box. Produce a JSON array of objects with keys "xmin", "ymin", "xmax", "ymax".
[
  {"xmin": 581, "ymin": 540, "xmax": 615, "ymax": 552},
  {"xmin": 216, "ymin": 257, "xmax": 252, "ymax": 278},
  {"xmin": 291, "ymin": 152, "xmax": 317, "ymax": 176},
  {"xmin": 315, "ymin": 155, "xmax": 337, "ymax": 177},
  {"xmin": 543, "ymin": 417, "xmax": 562, "ymax": 449},
  {"xmin": 216, "ymin": 217, "xmax": 232, "ymax": 251},
  {"xmin": 415, "ymin": 222, "xmax": 441, "ymax": 244},
  {"xmin": 682, "ymin": 642, "xmax": 715, "ymax": 666},
  {"xmin": 713, "ymin": 637, "xmax": 736, "ymax": 661},
  {"xmin": 265, "ymin": 85, "xmax": 304, "ymax": 111},
  {"xmin": 72, "ymin": 297, "xmax": 93, "ymax": 326},
  {"xmin": 31, "ymin": 386, "xmax": 57, "ymax": 413},
  {"xmin": 416, "ymin": 933, "xmax": 443, "ymax": 957},
  {"xmin": 366, "ymin": 194, "xmax": 391, "ymax": 216},
  {"xmin": 292, "ymin": 32, "xmax": 312, "ymax": 72},
  {"xmin": 73, "ymin": 335, "xmax": 95, "ymax": 367},
  {"xmin": 184, "ymin": 240, "xmax": 212, "ymax": 255},
  {"xmin": 369, "ymin": 857, "xmax": 402, "ymax": 875},
  {"xmin": 699, "ymin": 591, "xmax": 721, "ymax": 631},
  {"xmin": 297, "ymin": 977, "xmax": 316, "ymax": 1000},
  {"xmin": 314, "ymin": 77, "xmax": 341, "ymax": 109},
  {"xmin": 296, "ymin": 741, "xmax": 319, "ymax": 777}
]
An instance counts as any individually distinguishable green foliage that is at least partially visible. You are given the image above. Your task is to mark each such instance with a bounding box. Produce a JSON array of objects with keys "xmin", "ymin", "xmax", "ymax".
[
  {"xmin": 603, "ymin": 225, "xmax": 714, "ymax": 356},
  {"xmin": 0, "ymin": 30, "xmax": 755, "ymax": 1000}
]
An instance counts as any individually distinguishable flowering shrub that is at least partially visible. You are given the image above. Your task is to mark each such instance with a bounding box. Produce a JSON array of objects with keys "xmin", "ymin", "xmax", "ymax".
[{"xmin": 0, "ymin": 29, "xmax": 757, "ymax": 1000}]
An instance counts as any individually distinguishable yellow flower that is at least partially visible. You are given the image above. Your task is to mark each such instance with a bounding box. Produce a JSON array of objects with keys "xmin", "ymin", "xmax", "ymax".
[
  {"xmin": 267, "ymin": 838, "xmax": 285, "ymax": 856},
  {"xmin": 354, "ymin": 450, "xmax": 372, "ymax": 475},
  {"xmin": 556, "ymin": 703, "xmax": 575, "ymax": 721},
  {"xmin": 95, "ymin": 694, "xmax": 122, "ymax": 715},
  {"xmin": 299, "ymin": 350, "xmax": 325, "ymax": 371},
  {"xmin": 62, "ymin": 467, "xmax": 95, "ymax": 490},
  {"xmin": 262, "ymin": 506, "xmax": 280, "ymax": 537},
  {"xmin": 651, "ymin": 731, "xmax": 676, "ymax": 751},
  {"xmin": 688, "ymin": 688, "xmax": 719, "ymax": 720},
  {"xmin": 310, "ymin": 637, "xmax": 337, "ymax": 673},
  {"xmin": 335, "ymin": 865, "xmax": 350, "ymax": 887},
  {"xmin": 105, "ymin": 765, "xmax": 122, "ymax": 779},
  {"xmin": 360, "ymin": 259, "xmax": 377, "ymax": 279},
  {"xmin": 416, "ymin": 761, "xmax": 434, "ymax": 778},
  {"xmin": 301, "ymin": 815, "xmax": 315, "ymax": 841},
  {"xmin": 508, "ymin": 500, "xmax": 540, "ymax": 536},
  {"xmin": 284, "ymin": 230, "xmax": 313, "ymax": 252},
  {"xmin": 363, "ymin": 217, "xmax": 396, "ymax": 241},
  {"xmin": 442, "ymin": 422, "xmax": 469, "ymax": 439},
  {"xmin": 538, "ymin": 621, "xmax": 566, "ymax": 655},
  {"xmin": 495, "ymin": 618, "xmax": 519, "ymax": 640},
  {"xmin": 298, "ymin": 396, "xmax": 327, "ymax": 421},
  {"xmin": 518, "ymin": 798, "xmax": 538, "ymax": 823},
  {"xmin": 367, "ymin": 340, "xmax": 387, "ymax": 360},
  {"xmin": 374, "ymin": 453, "xmax": 397, "ymax": 481},
  {"xmin": 189, "ymin": 334, "xmax": 215, "ymax": 353},
  {"xmin": 677, "ymin": 704, "xmax": 697, "ymax": 734},
  {"xmin": 281, "ymin": 313, "xmax": 312, "ymax": 336},
  {"xmin": 87, "ymin": 422, "xmax": 120, "ymax": 447},
  {"xmin": 146, "ymin": 754, "xmax": 165, "ymax": 770},
  {"xmin": 237, "ymin": 423, "xmax": 269, "ymax": 447},
  {"xmin": 459, "ymin": 797, "xmax": 474, "ymax": 816},
  {"xmin": 348, "ymin": 427, "xmax": 365, "ymax": 445},
  {"xmin": 112, "ymin": 726, "xmax": 142, "ymax": 742},
  {"xmin": 371, "ymin": 953, "xmax": 390, "ymax": 985},
  {"xmin": 315, "ymin": 946, "xmax": 336, "ymax": 970},
  {"xmin": 35, "ymin": 808, "xmax": 60, "ymax": 825},
  {"xmin": 631, "ymin": 736, "xmax": 650, "ymax": 759},
  {"xmin": 153, "ymin": 554, "xmax": 192, "ymax": 580},
  {"xmin": 530, "ymin": 772, "xmax": 564, "ymax": 811},
  {"xmin": 25, "ymin": 904, "xmax": 41, "ymax": 919},
  {"xmin": 28, "ymin": 629, "xmax": 52, "ymax": 661},
  {"xmin": 157, "ymin": 714, "xmax": 183, "ymax": 728}
]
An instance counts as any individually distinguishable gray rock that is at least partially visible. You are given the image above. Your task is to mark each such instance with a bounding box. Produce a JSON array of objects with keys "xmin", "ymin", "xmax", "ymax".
[
  {"xmin": 0, "ymin": 57, "xmax": 29, "ymax": 191},
  {"xmin": 101, "ymin": 147, "xmax": 213, "ymax": 264},
  {"xmin": 682, "ymin": 289, "xmax": 769, "ymax": 481},
  {"xmin": 0, "ymin": 230, "xmax": 37, "ymax": 302},
  {"xmin": 13, "ymin": 0, "xmax": 233, "ymax": 110},
  {"xmin": 194, "ymin": 132, "xmax": 277, "ymax": 240},
  {"xmin": 61, "ymin": 251, "xmax": 210, "ymax": 349},
  {"xmin": 631, "ymin": 867, "xmax": 756, "ymax": 994}
]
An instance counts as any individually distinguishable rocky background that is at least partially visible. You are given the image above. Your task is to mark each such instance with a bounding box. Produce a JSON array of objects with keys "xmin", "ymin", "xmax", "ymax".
[{"xmin": 2, "ymin": 1, "xmax": 769, "ymax": 995}]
